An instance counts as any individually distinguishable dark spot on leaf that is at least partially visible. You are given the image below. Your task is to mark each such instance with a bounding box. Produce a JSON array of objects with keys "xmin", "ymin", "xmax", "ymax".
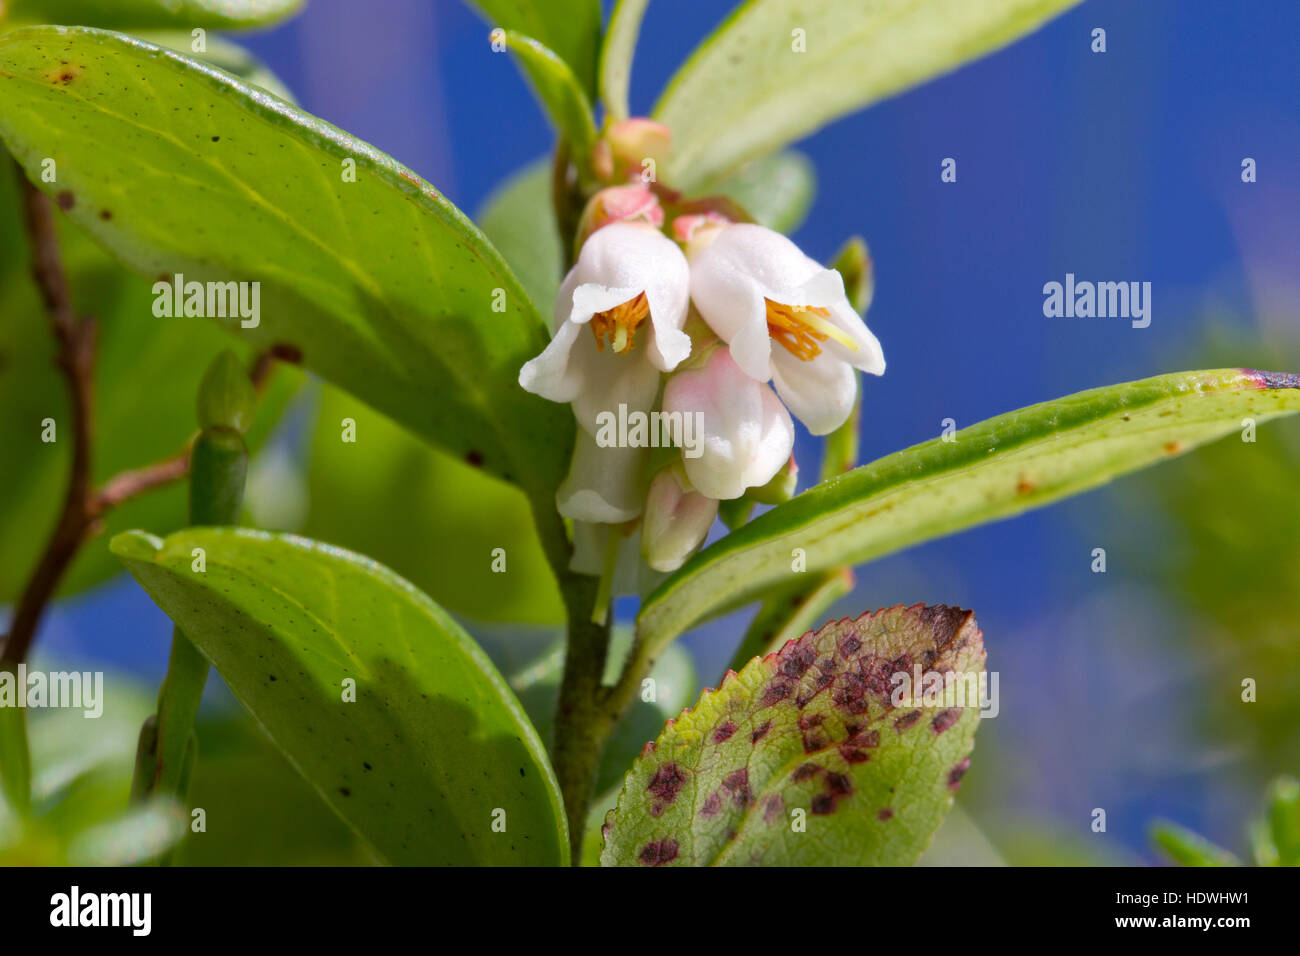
[
  {"xmin": 839, "ymin": 745, "xmax": 870, "ymax": 764},
  {"xmin": 750, "ymin": 720, "xmax": 771, "ymax": 743},
  {"xmin": 760, "ymin": 680, "xmax": 792, "ymax": 708},
  {"xmin": 638, "ymin": 838, "xmax": 678, "ymax": 866},
  {"xmin": 699, "ymin": 792, "xmax": 721, "ymax": 818},
  {"xmin": 811, "ymin": 794, "xmax": 835, "ymax": 815},
  {"xmin": 1016, "ymin": 476, "xmax": 1035, "ymax": 495},
  {"xmin": 839, "ymin": 635, "xmax": 862, "ymax": 656},
  {"xmin": 55, "ymin": 191, "xmax": 74, "ymax": 210},
  {"xmin": 763, "ymin": 794, "xmax": 784, "ymax": 823},
  {"xmin": 721, "ymin": 768, "xmax": 752, "ymax": 806},
  {"xmin": 792, "ymin": 763, "xmax": 821, "ymax": 782},
  {"xmin": 465, "ymin": 450, "xmax": 484, "ymax": 467},
  {"xmin": 931, "ymin": 707, "xmax": 961, "ymax": 734},
  {"xmin": 948, "ymin": 757, "xmax": 971, "ymax": 790},
  {"xmin": 338, "ymin": 787, "xmax": 351, "ymax": 797},
  {"xmin": 646, "ymin": 762, "xmax": 686, "ymax": 806},
  {"xmin": 211, "ymin": 135, "xmax": 220, "ymax": 142},
  {"xmin": 712, "ymin": 721, "xmax": 736, "ymax": 743},
  {"xmin": 363, "ymin": 762, "xmax": 372, "ymax": 771},
  {"xmin": 877, "ymin": 808, "xmax": 894, "ymax": 821},
  {"xmin": 894, "ymin": 710, "xmax": 921, "ymax": 732},
  {"xmin": 99, "ymin": 209, "xmax": 112, "ymax": 220}
]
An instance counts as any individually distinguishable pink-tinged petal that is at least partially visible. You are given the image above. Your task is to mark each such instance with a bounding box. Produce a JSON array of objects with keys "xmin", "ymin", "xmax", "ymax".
[
  {"xmin": 771, "ymin": 346, "xmax": 859, "ymax": 436},
  {"xmin": 641, "ymin": 467, "xmax": 719, "ymax": 573},
  {"xmin": 557, "ymin": 430, "xmax": 649, "ymax": 523},
  {"xmin": 665, "ymin": 348, "xmax": 794, "ymax": 500}
]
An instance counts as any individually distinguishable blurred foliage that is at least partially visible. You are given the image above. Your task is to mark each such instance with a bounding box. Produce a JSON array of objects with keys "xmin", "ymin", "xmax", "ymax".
[
  {"xmin": 1152, "ymin": 774, "xmax": 1299, "ymax": 867},
  {"xmin": 1111, "ymin": 326, "xmax": 1300, "ymax": 769},
  {"xmin": 301, "ymin": 384, "xmax": 566, "ymax": 626}
]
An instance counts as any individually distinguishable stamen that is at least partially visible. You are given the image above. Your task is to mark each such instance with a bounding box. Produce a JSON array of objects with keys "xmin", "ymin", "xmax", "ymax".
[
  {"xmin": 590, "ymin": 292, "xmax": 650, "ymax": 354},
  {"xmin": 765, "ymin": 300, "xmax": 860, "ymax": 361}
]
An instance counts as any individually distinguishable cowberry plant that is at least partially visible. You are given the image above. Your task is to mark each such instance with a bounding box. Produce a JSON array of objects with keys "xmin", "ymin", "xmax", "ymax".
[{"xmin": 0, "ymin": 0, "xmax": 1297, "ymax": 867}]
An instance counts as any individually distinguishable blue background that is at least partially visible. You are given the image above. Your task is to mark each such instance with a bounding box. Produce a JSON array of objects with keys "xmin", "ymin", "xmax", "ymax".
[{"xmin": 35, "ymin": 0, "xmax": 1300, "ymax": 863}]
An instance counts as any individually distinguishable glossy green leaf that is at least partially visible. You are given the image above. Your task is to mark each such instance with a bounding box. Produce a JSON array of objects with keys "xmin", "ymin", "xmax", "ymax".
[
  {"xmin": 301, "ymin": 385, "xmax": 565, "ymax": 626},
  {"xmin": 0, "ymin": 27, "xmax": 573, "ymax": 535},
  {"xmin": 599, "ymin": 0, "xmax": 650, "ymax": 121},
  {"xmin": 695, "ymin": 150, "xmax": 816, "ymax": 234},
  {"xmin": 466, "ymin": 0, "xmax": 602, "ymax": 99},
  {"xmin": 111, "ymin": 527, "xmax": 569, "ymax": 865},
  {"xmin": 638, "ymin": 369, "xmax": 1300, "ymax": 656},
  {"xmin": 1151, "ymin": 820, "xmax": 1240, "ymax": 867},
  {"xmin": 140, "ymin": 31, "xmax": 297, "ymax": 101},
  {"xmin": 4, "ymin": 0, "xmax": 303, "ymax": 31},
  {"xmin": 0, "ymin": 165, "xmax": 298, "ymax": 603},
  {"xmin": 501, "ymin": 31, "xmax": 596, "ymax": 154},
  {"xmin": 602, "ymin": 605, "xmax": 985, "ymax": 865},
  {"xmin": 476, "ymin": 159, "xmax": 561, "ymax": 315},
  {"xmin": 655, "ymin": 0, "xmax": 1081, "ymax": 189}
]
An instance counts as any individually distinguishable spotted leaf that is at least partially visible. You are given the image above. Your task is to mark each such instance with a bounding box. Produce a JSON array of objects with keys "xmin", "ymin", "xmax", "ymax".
[{"xmin": 601, "ymin": 604, "xmax": 986, "ymax": 866}]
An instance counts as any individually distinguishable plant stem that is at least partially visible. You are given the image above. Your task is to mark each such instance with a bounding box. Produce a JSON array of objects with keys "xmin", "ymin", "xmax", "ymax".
[
  {"xmin": 136, "ymin": 428, "xmax": 248, "ymax": 807},
  {"xmin": 0, "ymin": 680, "xmax": 32, "ymax": 816},
  {"xmin": 552, "ymin": 572, "xmax": 612, "ymax": 864}
]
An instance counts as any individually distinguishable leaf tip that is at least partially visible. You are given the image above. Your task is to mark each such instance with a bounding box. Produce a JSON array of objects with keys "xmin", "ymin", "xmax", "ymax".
[
  {"xmin": 109, "ymin": 529, "xmax": 163, "ymax": 563},
  {"xmin": 1240, "ymin": 368, "xmax": 1300, "ymax": 391}
]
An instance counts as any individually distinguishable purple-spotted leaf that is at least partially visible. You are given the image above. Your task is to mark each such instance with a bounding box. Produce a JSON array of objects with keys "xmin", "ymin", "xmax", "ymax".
[{"xmin": 601, "ymin": 605, "xmax": 986, "ymax": 866}]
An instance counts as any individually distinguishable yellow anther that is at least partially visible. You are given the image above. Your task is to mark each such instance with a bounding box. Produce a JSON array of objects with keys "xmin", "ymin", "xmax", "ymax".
[{"xmin": 590, "ymin": 292, "xmax": 650, "ymax": 354}]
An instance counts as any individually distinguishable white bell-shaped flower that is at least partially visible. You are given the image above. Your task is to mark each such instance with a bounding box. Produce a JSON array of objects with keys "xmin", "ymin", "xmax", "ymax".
[
  {"xmin": 662, "ymin": 346, "xmax": 794, "ymax": 501},
  {"xmin": 519, "ymin": 222, "xmax": 691, "ymax": 434},
  {"xmin": 555, "ymin": 430, "xmax": 649, "ymax": 524},
  {"xmin": 640, "ymin": 464, "xmax": 719, "ymax": 573},
  {"xmin": 687, "ymin": 223, "xmax": 885, "ymax": 435}
]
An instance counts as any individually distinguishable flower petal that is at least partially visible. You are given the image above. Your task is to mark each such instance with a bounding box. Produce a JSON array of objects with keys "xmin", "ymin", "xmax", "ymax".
[
  {"xmin": 665, "ymin": 347, "xmax": 794, "ymax": 500},
  {"xmin": 771, "ymin": 345, "xmax": 859, "ymax": 436},
  {"xmin": 556, "ymin": 429, "xmax": 649, "ymax": 523},
  {"xmin": 641, "ymin": 467, "xmax": 719, "ymax": 573}
]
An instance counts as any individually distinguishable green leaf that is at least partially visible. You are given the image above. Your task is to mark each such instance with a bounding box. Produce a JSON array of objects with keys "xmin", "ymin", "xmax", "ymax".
[
  {"xmin": 111, "ymin": 527, "xmax": 569, "ymax": 865},
  {"xmin": 476, "ymin": 159, "xmax": 561, "ymax": 315},
  {"xmin": 655, "ymin": 0, "xmax": 1081, "ymax": 189},
  {"xmin": 4, "ymin": 0, "xmax": 303, "ymax": 31},
  {"xmin": 638, "ymin": 369, "xmax": 1300, "ymax": 655},
  {"xmin": 601, "ymin": 605, "xmax": 985, "ymax": 865},
  {"xmin": 139, "ymin": 31, "xmax": 298, "ymax": 102},
  {"xmin": 466, "ymin": 0, "xmax": 602, "ymax": 99},
  {"xmin": 725, "ymin": 568, "xmax": 853, "ymax": 676},
  {"xmin": 1151, "ymin": 820, "xmax": 1240, "ymax": 867},
  {"xmin": 0, "ymin": 166, "xmax": 298, "ymax": 604},
  {"xmin": 599, "ymin": 0, "xmax": 650, "ymax": 121},
  {"xmin": 1262, "ymin": 775, "xmax": 1300, "ymax": 866},
  {"xmin": 501, "ymin": 31, "xmax": 597, "ymax": 154},
  {"xmin": 694, "ymin": 150, "xmax": 816, "ymax": 234},
  {"xmin": 301, "ymin": 385, "xmax": 565, "ymax": 626},
  {"xmin": 0, "ymin": 26, "xmax": 573, "ymax": 535}
]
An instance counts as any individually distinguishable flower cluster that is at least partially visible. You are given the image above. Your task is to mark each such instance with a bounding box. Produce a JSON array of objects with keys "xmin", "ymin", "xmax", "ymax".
[{"xmin": 520, "ymin": 172, "xmax": 884, "ymax": 582}]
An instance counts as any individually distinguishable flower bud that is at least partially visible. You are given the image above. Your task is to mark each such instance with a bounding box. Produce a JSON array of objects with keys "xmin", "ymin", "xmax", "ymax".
[
  {"xmin": 574, "ymin": 185, "xmax": 664, "ymax": 251},
  {"xmin": 641, "ymin": 465, "xmax": 718, "ymax": 573}
]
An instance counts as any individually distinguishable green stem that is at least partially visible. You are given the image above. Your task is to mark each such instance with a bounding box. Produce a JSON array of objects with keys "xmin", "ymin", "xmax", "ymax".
[
  {"xmin": 133, "ymin": 427, "xmax": 247, "ymax": 808},
  {"xmin": 552, "ymin": 573, "xmax": 612, "ymax": 865},
  {"xmin": 0, "ymin": 672, "xmax": 32, "ymax": 817}
]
